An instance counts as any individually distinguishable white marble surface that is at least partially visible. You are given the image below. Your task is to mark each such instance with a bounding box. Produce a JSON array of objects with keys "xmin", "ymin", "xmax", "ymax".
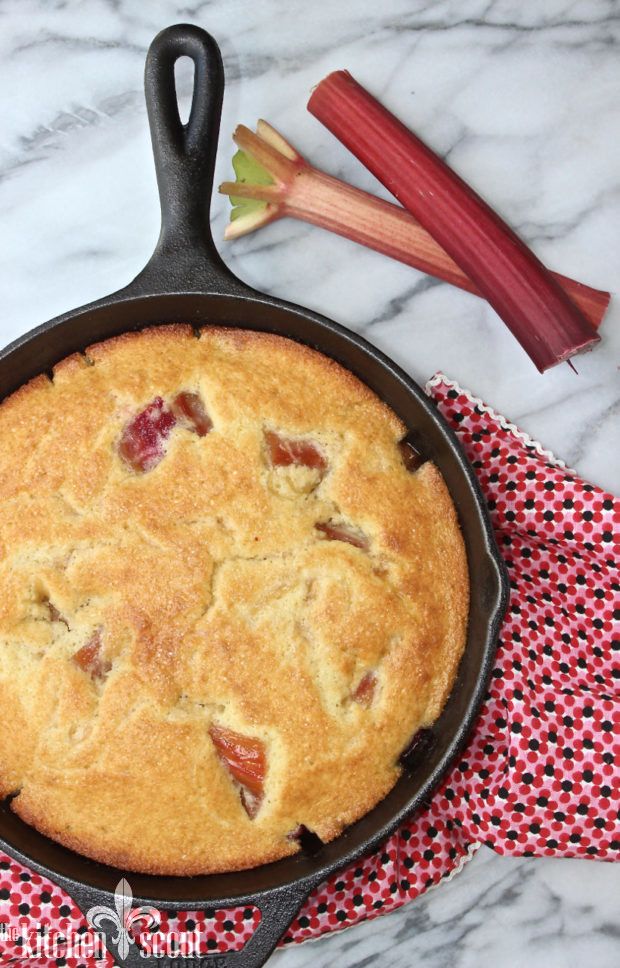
[{"xmin": 0, "ymin": 1, "xmax": 618, "ymax": 965}]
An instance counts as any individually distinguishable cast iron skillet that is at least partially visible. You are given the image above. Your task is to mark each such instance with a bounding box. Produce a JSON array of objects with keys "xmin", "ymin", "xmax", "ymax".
[{"xmin": 0, "ymin": 24, "xmax": 507, "ymax": 968}]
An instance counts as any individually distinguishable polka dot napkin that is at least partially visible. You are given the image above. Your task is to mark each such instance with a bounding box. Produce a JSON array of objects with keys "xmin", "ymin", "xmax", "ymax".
[{"xmin": 0, "ymin": 373, "xmax": 617, "ymax": 966}]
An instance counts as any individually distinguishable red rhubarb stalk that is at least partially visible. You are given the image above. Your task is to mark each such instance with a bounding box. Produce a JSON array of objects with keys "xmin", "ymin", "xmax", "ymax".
[
  {"xmin": 307, "ymin": 72, "xmax": 602, "ymax": 371},
  {"xmin": 218, "ymin": 122, "xmax": 609, "ymax": 332}
]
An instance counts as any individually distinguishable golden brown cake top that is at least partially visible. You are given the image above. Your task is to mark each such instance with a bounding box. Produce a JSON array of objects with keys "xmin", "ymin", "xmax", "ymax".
[{"xmin": 0, "ymin": 325, "xmax": 468, "ymax": 874}]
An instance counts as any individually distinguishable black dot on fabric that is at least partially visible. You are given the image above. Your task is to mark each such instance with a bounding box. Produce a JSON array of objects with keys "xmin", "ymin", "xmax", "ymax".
[
  {"xmin": 19, "ymin": 872, "xmax": 31, "ymax": 882},
  {"xmin": 546, "ymin": 839, "xmax": 558, "ymax": 849},
  {"xmin": 335, "ymin": 881, "xmax": 345, "ymax": 891},
  {"xmin": 19, "ymin": 903, "xmax": 30, "ymax": 915},
  {"xmin": 186, "ymin": 919, "xmax": 197, "ymax": 930},
  {"xmin": 577, "ymin": 803, "xmax": 589, "ymax": 816},
  {"xmin": 544, "ymin": 765, "xmax": 554, "ymax": 777},
  {"xmin": 522, "ymin": 772, "xmax": 534, "ymax": 784},
  {"xmin": 545, "ymin": 701, "xmax": 555, "ymax": 713},
  {"xmin": 601, "ymin": 531, "xmax": 612, "ymax": 542},
  {"xmin": 507, "ymin": 831, "xmax": 518, "ymax": 841},
  {"xmin": 368, "ymin": 872, "xmax": 377, "ymax": 882},
  {"xmin": 529, "ymin": 823, "xmax": 540, "ymax": 833},
  {"xmin": 299, "ymin": 915, "xmax": 310, "ymax": 928},
  {"xmin": 0, "ymin": 889, "xmax": 10, "ymax": 901},
  {"xmin": 594, "ymin": 818, "xmax": 606, "ymax": 829},
  {"xmin": 223, "ymin": 920, "xmax": 234, "ymax": 931},
  {"xmin": 562, "ymin": 780, "xmax": 573, "ymax": 792},
  {"xmin": 570, "ymin": 833, "xmax": 582, "ymax": 843},
  {"xmin": 601, "ymin": 785, "xmax": 612, "ymax": 798},
  {"xmin": 423, "ymin": 849, "xmax": 435, "ymax": 861},
  {"xmin": 335, "ymin": 911, "xmax": 347, "ymax": 922},
  {"xmin": 582, "ymin": 770, "xmax": 594, "ymax": 782},
  {"xmin": 207, "ymin": 939, "xmax": 218, "ymax": 950},
  {"xmin": 59, "ymin": 905, "xmax": 71, "ymax": 917},
  {"xmin": 355, "ymin": 867, "xmax": 364, "ymax": 876},
  {"xmin": 404, "ymin": 857, "xmax": 414, "ymax": 870}
]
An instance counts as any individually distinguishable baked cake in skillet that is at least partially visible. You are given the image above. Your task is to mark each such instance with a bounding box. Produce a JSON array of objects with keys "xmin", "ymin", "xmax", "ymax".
[{"xmin": 0, "ymin": 325, "xmax": 468, "ymax": 874}]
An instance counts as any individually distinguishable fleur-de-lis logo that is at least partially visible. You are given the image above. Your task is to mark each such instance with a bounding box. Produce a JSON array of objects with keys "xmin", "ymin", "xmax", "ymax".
[{"xmin": 87, "ymin": 878, "xmax": 160, "ymax": 960}]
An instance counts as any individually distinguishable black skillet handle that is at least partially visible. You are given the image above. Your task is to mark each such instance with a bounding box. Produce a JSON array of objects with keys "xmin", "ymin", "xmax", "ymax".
[
  {"xmin": 130, "ymin": 24, "xmax": 251, "ymax": 298},
  {"xmin": 65, "ymin": 876, "xmax": 316, "ymax": 968}
]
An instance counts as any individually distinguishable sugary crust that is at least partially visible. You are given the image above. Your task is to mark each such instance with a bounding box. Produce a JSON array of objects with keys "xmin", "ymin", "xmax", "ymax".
[{"xmin": 0, "ymin": 325, "xmax": 468, "ymax": 874}]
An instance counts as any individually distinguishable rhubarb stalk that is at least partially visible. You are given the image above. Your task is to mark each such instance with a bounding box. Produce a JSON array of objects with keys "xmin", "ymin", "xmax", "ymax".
[
  {"xmin": 308, "ymin": 71, "xmax": 602, "ymax": 371},
  {"xmin": 219, "ymin": 122, "xmax": 609, "ymax": 333}
]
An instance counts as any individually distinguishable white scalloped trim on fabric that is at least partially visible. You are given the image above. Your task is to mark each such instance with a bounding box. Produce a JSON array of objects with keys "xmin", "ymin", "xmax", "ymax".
[
  {"xmin": 425, "ymin": 372, "xmax": 576, "ymax": 473},
  {"xmin": 287, "ymin": 842, "xmax": 481, "ymax": 949}
]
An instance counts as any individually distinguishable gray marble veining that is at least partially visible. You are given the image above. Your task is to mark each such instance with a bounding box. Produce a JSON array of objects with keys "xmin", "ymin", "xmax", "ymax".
[{"xmin": 0, "ymin": 1, "xmax": 618, "ymax": 966}]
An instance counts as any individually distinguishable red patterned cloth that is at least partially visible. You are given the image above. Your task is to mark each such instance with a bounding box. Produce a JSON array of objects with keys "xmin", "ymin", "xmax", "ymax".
[{"xmin": 0, "ymin": 373, "xmax": 617, "ymax": 966}]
